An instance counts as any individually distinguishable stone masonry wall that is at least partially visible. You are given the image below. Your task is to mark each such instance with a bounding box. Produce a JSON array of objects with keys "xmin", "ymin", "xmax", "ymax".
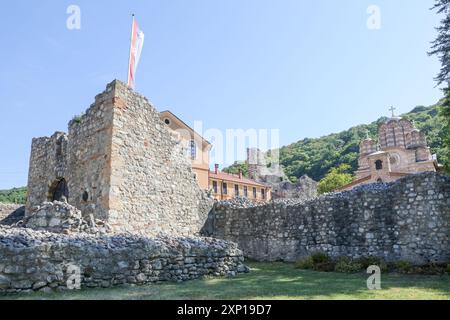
[
  {"xmin": 26, "ymin": 132, "xmax": 68, "ymax": 212},
  {"xmin": 206, "ymin": 173, "xmax": 450, "ymax": 264},
  {"xmin": 66, "ymin": 86, "xmax": 115, "ymax": 220},
  {"xmin": 0, "ymin": 225, "xmax": 247, "ymax": 293},
  {"xmin": 106, "ymin": 81, "xmax": 213, "ymax": 235}
]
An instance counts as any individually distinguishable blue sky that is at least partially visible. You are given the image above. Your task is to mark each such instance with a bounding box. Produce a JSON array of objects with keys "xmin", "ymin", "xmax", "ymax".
[{"xmin": 0, "ymin": 0, "xmax": 444, "ymax": 189}]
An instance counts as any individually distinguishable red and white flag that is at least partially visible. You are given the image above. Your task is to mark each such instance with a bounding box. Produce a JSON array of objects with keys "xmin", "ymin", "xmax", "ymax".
[{"xmin": 127, "ymin": 15, "xmax": 145, "ymax": 89}]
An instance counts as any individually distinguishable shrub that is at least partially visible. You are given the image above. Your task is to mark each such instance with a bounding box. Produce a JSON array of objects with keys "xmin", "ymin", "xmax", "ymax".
[
  {"xmin": 295, "ymin": 257, "xmax": 314, "ymax": 270},
  {"xmin": 311, "ymin": 252, "xmax": 331, "ymax": 264},
  {"xmin": 295, "ymin": 253, "xmax": 335, "ymax": 272},
  {"xmin": 395, "ymin": 261, "xmax": 412, "ymax": 273},
  {"xmin": 334, "ymin": 257, "xmax": 363, "ymax": 273},
  {"xmin": 356, "ymin": 256, "xmax": 388, "ymax": 272},
  {"xmin": 72, "ymin": 114, "xmax": 83, "ymax": 124},
  {"xmin": 314, "ymin": 261, "xmax": 336, "ymax": 272}
]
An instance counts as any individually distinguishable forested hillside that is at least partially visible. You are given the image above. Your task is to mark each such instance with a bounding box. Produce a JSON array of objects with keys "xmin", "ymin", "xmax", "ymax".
[
  {"xmin": 0, "ymin": 187, "xmax": 27, "ymax": 204},
  {"xmin": 225, "ymin": 103, "xmax": 449, "ymax": 182}
]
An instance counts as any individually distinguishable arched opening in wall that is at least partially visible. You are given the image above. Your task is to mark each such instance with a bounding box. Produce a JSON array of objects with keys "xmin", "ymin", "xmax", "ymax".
[
  {"xmin": 375, "ymin": 160, "xmax": 383, "ymax": 171},
  {"xmin": 48, "ymin": 178, "xmax": 69, "ymax": 202},
  {"xmin": 377, "ymin": 178, "xmax": 383, "ymax": 183}
]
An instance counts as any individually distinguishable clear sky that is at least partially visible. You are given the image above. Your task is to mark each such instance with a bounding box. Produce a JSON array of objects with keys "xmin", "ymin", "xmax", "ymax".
[{"xmin": 0, "ymin": 0, "xmax": 444, "ymax": 189}]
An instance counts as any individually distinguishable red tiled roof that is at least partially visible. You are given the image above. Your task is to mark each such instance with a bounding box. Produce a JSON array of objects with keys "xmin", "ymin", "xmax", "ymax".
[{"xmin": 209, "ymin": 171, "xmax": 269, "ymax": 188}]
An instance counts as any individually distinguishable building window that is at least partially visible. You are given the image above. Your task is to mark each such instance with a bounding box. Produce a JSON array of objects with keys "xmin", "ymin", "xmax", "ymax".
[
  {"xmin": 189, "ymin": 140, "xmax": 197, "ymax": 160},
  {"xmin": 164, "ymin": 118, "xmax": 171, "ymax": 125},
  {"xmin": 253, "ymin": 187, "xmax": 257, "ymax": 199},
  {"xmin": 375, "ymin": 160, "xmax": 383, "ymax": 170},
  {"xmin": 244, "ymin": 186, "xmax": 248, "ymax": 198},
  {"xmin": 261, "ymin": 189, "xmax": 265, "ymax": 200},
  {"xmin": 235, "ymin": 184, "xmax": 239, "ymax": 197},
  {"xmin": 223, "ymin": 183, "xmax": 228, "ymax": 195},
  {"xmin": 377, "ymin": 178, "xmax": 383, "ymax": 183},
  {"xmin": 212, "ymin": 181, "xmax": 218, "ymax": 194}
]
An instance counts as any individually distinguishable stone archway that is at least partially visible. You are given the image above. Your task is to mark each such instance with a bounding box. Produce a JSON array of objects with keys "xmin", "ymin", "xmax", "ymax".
[{"xmin": 48, "ymin": 178, "xmax": 69, "ymax": 202}]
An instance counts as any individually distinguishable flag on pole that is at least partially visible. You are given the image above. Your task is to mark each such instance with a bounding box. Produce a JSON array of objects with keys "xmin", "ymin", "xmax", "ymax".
[{"xmin": 127, "ymin": 15, "xmax": 145, "ymax": 89}]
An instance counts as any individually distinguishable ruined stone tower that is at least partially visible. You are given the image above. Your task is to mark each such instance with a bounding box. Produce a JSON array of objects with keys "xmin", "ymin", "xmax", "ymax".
[{"xmin": 26, "ymin": 80, "xmax": 213, "ymax": 236}]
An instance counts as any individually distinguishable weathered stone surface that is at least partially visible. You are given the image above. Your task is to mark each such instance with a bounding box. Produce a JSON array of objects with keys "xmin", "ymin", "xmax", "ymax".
[
  {"xmin": 0, "ymin": 225, "xmax": 246, "ymax": 293},
  {"xmin": 205, "ymin": 172, "xmax": 450, "ymax": 265},
  {"xmin": 23, "ymin": 201, "xmax": 111, "ymax": 235}
]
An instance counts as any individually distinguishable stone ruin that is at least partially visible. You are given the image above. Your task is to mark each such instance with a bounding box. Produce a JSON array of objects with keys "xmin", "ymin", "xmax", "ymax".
[
  {"xmin": 0, "ymin": 80, "xmax": 247, "ymax": 294},
  {"xmin": 206, "ymin": 172, "xmax": 450, "ymax": 265},
  {"xmin": 246, "ymin": 148, "xmax": 318, "ymax": 200},
  {"xmin": 26, "ymin": 80, "xmax": 213, "ymax": 237}
]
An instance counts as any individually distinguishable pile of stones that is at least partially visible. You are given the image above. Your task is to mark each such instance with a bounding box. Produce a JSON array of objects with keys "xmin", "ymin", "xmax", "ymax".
[{"xmin": 20, "ymin": 201, "xmax": 111, "ymax": 236}]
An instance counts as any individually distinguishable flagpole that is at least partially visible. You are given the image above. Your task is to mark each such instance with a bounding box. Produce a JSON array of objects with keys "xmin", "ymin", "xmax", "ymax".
[{"xmin": 127, "ymin": 14, "xmax": 135, "ymax": 88}]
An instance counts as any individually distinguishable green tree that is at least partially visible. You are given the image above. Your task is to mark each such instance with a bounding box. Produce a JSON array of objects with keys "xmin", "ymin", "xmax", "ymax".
[
  {"xmin": 0, "ymin": 187, "xmax": 27, "ymax": 204},
  {"xmin": 317, "ymin": 164, "xmax": 354, "ymax": 194},
  {"xmin": 222, "ymin": 161, "xmax": 249, "ymax": 177},
  {"xmin": 430, "ymin": 0, "xmax": 450, "ymax": 172}
]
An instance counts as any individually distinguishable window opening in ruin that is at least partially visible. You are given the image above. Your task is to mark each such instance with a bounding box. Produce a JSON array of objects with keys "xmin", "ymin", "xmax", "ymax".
[
  {"xmin": 49, "ymin": 178, "xmax": 69, "ymax": 202},
  {"xmin": 82, "ymin": 191, "xmax": 89, "ymax": 202}
]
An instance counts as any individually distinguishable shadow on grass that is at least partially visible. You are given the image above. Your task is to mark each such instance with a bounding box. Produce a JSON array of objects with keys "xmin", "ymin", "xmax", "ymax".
[{"xmin": 3, "ymin": 262, "xmax": 450, "ymax": 300}]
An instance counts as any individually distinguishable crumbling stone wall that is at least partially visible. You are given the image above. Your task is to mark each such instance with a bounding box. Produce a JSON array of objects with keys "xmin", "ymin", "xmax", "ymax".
[
  {"xmin": 107, "ymin": 81, "xmax": 213, "ymax": 235},
  {"xmin": 206, "ymin": 173, "xmax": 450, "ymax": 264},
  {"xmin": 26, "ymin": 132, "xmax": 68, "ymax": 212},
  {"xmin": 26, "ymin": 80, "xmax": 213, "ymax": 236},
  {"xmin": 0, "ymin": 226, "xmax": 246, "ymax": 293}
]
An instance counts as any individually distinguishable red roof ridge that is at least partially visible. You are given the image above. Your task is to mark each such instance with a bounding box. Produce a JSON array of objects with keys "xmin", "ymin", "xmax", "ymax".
[{"xmin": 208, "ymin": 170, "xmax": 269, "ymax": 187}]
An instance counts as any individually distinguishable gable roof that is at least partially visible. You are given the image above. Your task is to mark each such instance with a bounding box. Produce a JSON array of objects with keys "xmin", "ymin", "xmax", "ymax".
[{"xmin": 160, "ymin": 110, "xmax": 211, "ymax": 147}]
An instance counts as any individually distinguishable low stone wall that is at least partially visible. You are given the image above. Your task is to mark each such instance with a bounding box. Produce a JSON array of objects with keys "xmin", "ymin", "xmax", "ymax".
[
  {"xmin": 0, "ymin": 226, "xmax": 247, "ymax": 293},
  {"xmin": 205, "ymin": 172, "xmax": 450, "ymax": 264}
]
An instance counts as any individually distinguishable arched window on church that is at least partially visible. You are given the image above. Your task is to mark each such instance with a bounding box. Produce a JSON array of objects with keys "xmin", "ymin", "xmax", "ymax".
[
  {"xmin": 375, "ymin": 160, "xmax": 383, "ymax": 171},
  {"xmin": 189, "ymin": 140, "xmax": 197, "ymax": 160}
]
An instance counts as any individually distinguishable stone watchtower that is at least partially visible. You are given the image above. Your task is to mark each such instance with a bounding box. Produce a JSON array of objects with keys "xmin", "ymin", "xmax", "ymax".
[{"xmin": 26, "ymin": 80, "xmax": 213, "ymax": 236}]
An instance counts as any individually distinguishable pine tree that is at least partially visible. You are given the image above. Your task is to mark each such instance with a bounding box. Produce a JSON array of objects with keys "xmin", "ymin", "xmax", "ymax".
[{"xmin": 430, "ymin": 0, "xmax": 450, "ymax": 172}]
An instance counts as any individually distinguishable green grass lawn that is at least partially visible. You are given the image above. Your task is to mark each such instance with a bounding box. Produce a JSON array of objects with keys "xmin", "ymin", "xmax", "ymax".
[{"xmin": 3, "ymin": 262, "xmax": 450, "ymax": 300}]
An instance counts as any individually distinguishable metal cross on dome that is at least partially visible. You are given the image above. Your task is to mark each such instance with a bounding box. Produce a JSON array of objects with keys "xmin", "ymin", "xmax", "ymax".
[{"xmin": 389, "ymin": 106, "xmax": 396, "ymax": 117}]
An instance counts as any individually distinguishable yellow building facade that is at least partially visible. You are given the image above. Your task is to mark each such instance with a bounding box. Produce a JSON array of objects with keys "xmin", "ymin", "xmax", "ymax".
[
  {"xmin": 160, "ymin": 111, "xmax": 211, "ymax": 190},
  {"xmin": 160, "ymin": 111, "xmax": 272, "ymax": 201},
  {"xmin": 209, "ymin": 164, "xmax": 271, "ymax": 202}
]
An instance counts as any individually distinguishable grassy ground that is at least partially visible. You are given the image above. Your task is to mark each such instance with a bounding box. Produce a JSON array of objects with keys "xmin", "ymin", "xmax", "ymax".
[{"xmin": 2, "ymin": 262, "xmax": 450, "ymax": 300}]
